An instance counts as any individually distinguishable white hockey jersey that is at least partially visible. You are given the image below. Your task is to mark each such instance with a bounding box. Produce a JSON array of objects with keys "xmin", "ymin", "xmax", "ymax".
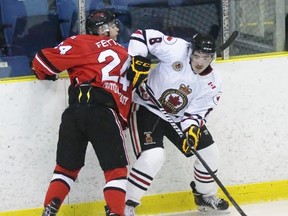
[{"xmin": 128, "ymin": 29, "xmax": 222, "ymax": 131}]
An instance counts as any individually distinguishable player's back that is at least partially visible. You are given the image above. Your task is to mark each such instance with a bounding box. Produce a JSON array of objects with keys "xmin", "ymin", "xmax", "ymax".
[{"xmin": 63, "ymin": 34, "xmax": 129, "ymax": 83}]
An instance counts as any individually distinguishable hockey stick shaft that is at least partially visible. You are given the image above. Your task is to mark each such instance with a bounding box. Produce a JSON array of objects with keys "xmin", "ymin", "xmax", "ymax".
[
  {"xmin": 144, "ymin": 83, "xmax": 247, "ymax": 216},
  {"xmin": 218, "ymin": 30, "xmax": 239, "ymax": 51}
]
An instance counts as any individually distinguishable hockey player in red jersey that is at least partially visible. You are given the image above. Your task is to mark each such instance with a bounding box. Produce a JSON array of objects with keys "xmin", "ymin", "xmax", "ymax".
[
  {"xmin": 32, "ymin": 10, "xmax": 150, "ymax": 216},
  {"xmin": 124, "ymin": 30, "xmax": 229, "ymax": 215}
]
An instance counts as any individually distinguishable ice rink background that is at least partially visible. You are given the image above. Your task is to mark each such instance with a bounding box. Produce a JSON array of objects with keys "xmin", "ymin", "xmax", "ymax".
[
  {"xmin": 0, "ymin": 56, "xmax": 287, "ymax": 214},
  {"xmin": 155, "ymin": 200, "xmax": 288, "ymax": 216}
]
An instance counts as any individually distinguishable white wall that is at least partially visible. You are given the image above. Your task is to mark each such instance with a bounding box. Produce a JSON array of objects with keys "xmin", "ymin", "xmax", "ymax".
[{"xmin": 0, "ymin": 56, "xmax": 288, "ymax": 212}]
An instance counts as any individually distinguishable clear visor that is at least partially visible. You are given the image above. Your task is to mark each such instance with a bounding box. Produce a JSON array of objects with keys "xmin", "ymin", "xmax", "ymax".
[{"xmin": 100, "ymin": 19, "xmax": 119, "ymax": 33}]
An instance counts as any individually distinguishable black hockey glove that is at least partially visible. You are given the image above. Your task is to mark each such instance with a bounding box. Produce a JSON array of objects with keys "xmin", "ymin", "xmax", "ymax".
[
  {"xmin": 44, "ymin": 74, "xmax": 58, "ymax": 81},
  {"xmin": 127, "ymin": 55, "xmax": 151, "ymax": 87},
  {"xmin": 182, "ymin": 125, "xmax": 201, "ymax": 154},
  {"xmin": 33, "ymin": 68, "xmax": 58, "ymax": 81}
]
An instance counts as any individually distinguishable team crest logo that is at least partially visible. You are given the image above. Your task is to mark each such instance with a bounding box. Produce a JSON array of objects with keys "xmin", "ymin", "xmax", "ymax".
[
  {"xmin": 172, "ymin": 61, "xmax": 183, "ymax": 71},
  {"xmin": 159, "ymin": 84, "xmax": 192, "ymax": 114}
]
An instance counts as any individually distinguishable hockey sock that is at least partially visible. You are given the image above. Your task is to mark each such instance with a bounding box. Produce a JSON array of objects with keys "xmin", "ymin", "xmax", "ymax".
[
  {"xmin": 103, "ymin": 167, "xmax": 127, "ymax": 215},
  {"xmin": 194, "ymin": 144, "xmax": 219, "ymax": 196},
  {"xmin": 44, "ymin": 164, "xmax": 80, "ymax": 207},
  {"xmin": 126, "ymin": 147, "xmax": 165, "ymax": 204}
]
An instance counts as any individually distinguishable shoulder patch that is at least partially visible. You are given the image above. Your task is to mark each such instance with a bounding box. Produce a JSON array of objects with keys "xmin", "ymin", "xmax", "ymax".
[
  {"xmin": 172, "ymin": 61, "xmax": 183, "ymax": 71},
  {"xmin": 213, "ymin": 92, "xmax": 222, "ymax": 105},
  {"xmin": 163, "ymin": 35, "xmax": 177, "ymax": 45}
]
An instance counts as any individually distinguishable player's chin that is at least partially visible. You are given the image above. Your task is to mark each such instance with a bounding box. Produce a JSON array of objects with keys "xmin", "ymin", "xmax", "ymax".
[
  {"xmin": 194, "ymin": 68, "xmax": 204, "ymax": 74},
  {"xmin": 111, "ymin": 33, "xmax": 118, "ymax": 40}
]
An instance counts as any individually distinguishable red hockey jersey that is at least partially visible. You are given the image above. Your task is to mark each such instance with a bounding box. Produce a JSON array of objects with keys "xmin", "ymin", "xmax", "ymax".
[{"xmin": 32, "ymin": 34, "xmax": 132, "ymax": 122}]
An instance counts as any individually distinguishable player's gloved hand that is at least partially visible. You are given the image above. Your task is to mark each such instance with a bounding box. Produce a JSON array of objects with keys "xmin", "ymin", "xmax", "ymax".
[
  {"xmin": 33, "ymin": 68, "xmax": 58, "ymax": 81},
  {"xmin": 44, "ymin": 74, "xmax": 58, "ymax": 81},
  {"xmin": 182, "ymin": 125, "xmax": 201, "ymax": 154},
  {"xmin": 127, "ymin": 55, "xmax": 151, "ymax": 87}
]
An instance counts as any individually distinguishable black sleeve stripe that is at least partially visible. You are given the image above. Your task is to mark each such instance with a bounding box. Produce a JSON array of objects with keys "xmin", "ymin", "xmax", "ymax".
[
  {"xmin": 181, "ymin": 118, "xmax": 200, "ymax": 126},
  {"xmin": 129, "ymin": 29, "xmax": 148, "ymax": 46},
  {"xmin": 38, "ymin": 50, "xmax": 62, "ymax": 73},
  {"xmin": 130, "ymin": 36, "xmax": 146, "ymax": 44},
  {"xmin": 142, "ymin": 29, "xmax": 148, "ymax": 46},
  {"xmin": 184, "ymin": 112, "xmax": 202, "ymax": 119}
]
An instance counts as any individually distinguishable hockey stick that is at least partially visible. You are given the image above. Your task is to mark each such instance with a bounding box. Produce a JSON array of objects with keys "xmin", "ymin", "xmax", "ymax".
[
  {"xmin": 218, "ymin": 30, "xmax": 239, "ymax": 51},
  {"xmin": 143, "ymin": 83, "xmax": 247, "ymax": 216}
]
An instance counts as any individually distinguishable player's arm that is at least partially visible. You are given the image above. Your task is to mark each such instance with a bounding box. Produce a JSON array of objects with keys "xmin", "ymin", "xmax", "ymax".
[
  {"xmin": 129, "ymin": 29, "xmax": 186, "ymax": 66},
  {"xmin": 32, "ymin": 38, "xmax": 82, "ymax": 80},
  {"xmin": 181, "ymin": 86, "xmax": 222, "ymax": 129},
  {"xmin": 128, "ymin": 30, "xmax": 163, "ymax": 87},
  {"xmin": 32, "ymin": 49, "xmax": 62, "ymax": 80},
  {"xmin": 180, "ymin": 88, "xmax": 222, "ymax": 154},
  {"xmin": 128, "ymin": 29, "xmax": 150, "ymax": 57},
  {"xmin": 128, "ymin": 29, "xmax": 165, "ymax": 57}
]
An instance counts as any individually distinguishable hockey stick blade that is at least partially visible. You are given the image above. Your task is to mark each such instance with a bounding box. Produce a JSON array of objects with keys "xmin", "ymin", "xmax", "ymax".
[
  {"xmin": 218, "ymin": 31, "xmax": 239, "ymax": 51},
  {"xmin": 144, "ymin": 82, "xmax": 247, "ymax": 216}
]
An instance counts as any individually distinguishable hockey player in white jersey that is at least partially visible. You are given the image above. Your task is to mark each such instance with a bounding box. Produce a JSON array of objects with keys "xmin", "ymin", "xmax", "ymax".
[{"xmin": 124, "ymin": 29, "xmax": 229, "ymax": 215}]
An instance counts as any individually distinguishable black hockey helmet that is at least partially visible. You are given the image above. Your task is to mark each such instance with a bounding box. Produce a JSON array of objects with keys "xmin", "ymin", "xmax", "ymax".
[
  {"xmin": 86, "ymin": 9, "xmax": 116, "ymax": 35},
  {"xmin": 192, "ymin": 33, "xmax": 216, "ymax": 54}
]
